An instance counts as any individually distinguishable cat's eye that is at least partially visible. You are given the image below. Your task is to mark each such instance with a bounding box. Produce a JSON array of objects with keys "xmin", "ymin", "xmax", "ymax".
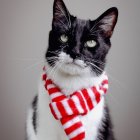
[
  {"xmin": 60, "ymin": 34, "xmax": 68, "ymax": 43},
  {"xmin": 85, "ymin": 40, "xmax": 96, "ymax": 48}
]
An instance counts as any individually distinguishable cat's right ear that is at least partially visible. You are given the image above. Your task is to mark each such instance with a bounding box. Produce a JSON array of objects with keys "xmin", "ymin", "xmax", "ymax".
[{"xmin": 52, "ymin": 0, "xmax": 71, "ymax": 29}]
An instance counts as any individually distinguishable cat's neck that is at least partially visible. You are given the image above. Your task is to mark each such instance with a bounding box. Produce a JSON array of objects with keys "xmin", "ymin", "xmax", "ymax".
[{"xmin": 45, "ymin": 63, "xmax": 105, "ymax": 96}]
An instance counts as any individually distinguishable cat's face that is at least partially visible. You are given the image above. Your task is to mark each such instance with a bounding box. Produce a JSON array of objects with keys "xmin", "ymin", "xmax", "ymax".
[{"xmin": 46, "ymin": 0, "xmax": 118, "ymax": 76}]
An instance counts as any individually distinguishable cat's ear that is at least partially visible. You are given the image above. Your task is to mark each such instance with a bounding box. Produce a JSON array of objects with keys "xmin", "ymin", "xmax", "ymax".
[
  {"xmin": 52, "ymin": 0, "xmax": 71, "ymax": 29},
  {"xmin": 94, "ymin": 7, "xmax": 118, "ymax": 38}
]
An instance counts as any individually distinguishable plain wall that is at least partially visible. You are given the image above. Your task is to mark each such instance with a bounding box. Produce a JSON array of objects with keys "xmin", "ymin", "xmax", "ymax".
[{"xmin": 0, "ymin": 0, "xmax": 140, "ymax": 140}]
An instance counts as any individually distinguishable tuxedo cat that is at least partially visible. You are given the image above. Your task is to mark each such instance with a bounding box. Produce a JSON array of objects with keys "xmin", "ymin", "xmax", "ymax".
[{"xmin": 26, "ymin": 0, "xmax": 118, "ymax": 140}]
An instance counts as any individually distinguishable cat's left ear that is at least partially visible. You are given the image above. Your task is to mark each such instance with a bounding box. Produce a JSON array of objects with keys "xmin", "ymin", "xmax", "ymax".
[
  {"xmin": 52, "ymin": 0, "xmax": 71, "ymax": 29},
  {"xmin": 94, "ymin": 7, "xmax": 118, "ymax": 38}
]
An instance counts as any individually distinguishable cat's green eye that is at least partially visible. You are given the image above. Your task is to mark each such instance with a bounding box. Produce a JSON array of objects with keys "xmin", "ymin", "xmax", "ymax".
[
  {"xmin": 60, "ymin": 34, "xmax": 68, "ymax": 43},
  {"xmin": 85, "ymin": 40, "xmax": 97, "ymax": 48}
]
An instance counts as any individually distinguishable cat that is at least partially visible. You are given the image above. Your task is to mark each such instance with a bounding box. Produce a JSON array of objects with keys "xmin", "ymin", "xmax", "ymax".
[{"xmin": 26, "ymin": 0, "xmax": 118, "ymax": 140}]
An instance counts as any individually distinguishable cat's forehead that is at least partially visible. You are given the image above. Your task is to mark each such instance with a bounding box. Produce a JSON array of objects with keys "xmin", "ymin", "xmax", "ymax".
[
  {"xmin": 76, "ymin": 19, "xmax": 87, "ymax": 26},
  {"xmin": 73, "ymin": 18, "xmax": 89, "ymax": 27},
  {"xmin": 72, "ymin": 17, "xmax": 90, "ymax": 33}
]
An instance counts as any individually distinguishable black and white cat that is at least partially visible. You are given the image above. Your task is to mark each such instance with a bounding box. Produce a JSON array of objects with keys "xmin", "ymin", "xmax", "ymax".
[{"xmin": 26, "ymin": 0, "xmax": 118, "ymax": 140}]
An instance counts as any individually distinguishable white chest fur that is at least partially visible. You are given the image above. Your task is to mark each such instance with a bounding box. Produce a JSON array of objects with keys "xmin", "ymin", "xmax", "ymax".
[
  {"xmin": 27, "ymin": 59, "xmax": 107, "ymax": 140},
  {"xmin": 36, "ymin": 79, "xmax": 105, "ymax": 140}
]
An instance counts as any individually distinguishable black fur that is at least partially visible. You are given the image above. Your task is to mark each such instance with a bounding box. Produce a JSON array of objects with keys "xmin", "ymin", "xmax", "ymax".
[
  {"xmin": 46, "ymin": 0, "xmax": 118, "ymax": 75},
  {"xmin": 32, "ymin": 95, "xmax": 38, "ymax": 133},
  {"xmin": 98, "ymin": 106, "xmax": 115, "ymax": 140}
]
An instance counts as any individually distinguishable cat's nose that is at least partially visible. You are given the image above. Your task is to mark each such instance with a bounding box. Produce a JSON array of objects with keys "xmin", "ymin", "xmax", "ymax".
[{"xmin": 69, "ymin": 48, "xmax": 80, "ymax": 59}]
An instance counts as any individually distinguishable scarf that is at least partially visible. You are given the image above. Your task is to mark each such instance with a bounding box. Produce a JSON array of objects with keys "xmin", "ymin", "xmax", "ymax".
[{"xmin": 42, "ymin": 67, "xmax": 108, "ymax": 140}]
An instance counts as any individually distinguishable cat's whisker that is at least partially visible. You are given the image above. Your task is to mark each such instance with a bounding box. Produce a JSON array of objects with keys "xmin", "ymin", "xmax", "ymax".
[
  {"xmin": 46, "ymin": 57, "xmax": 59, "ymax": 67},
  {"xmin": 47, "ymin": 51, "xmax": 59, "ymax": 55},
  {"xmin": 87, "ymin": 60, "xmax": 105, "ymax": 66},
  {"xmin": 46, "ymin": 59, "xmax": 56, "ymax": 62},
  {"xmin": 48, "ymin": 62, "xmax": 62, "ymax": 79},
  {"xmin": 48, "ymin": 61, "xmax": 60, "ymax": 74},
  {"xmin": 46, "ymin": 58, "xmax": 57, "ymax": 61},
  {"xmin": 46, "ymin": 56, "xmax": 58, "ymax": 60},
  {"xmin": 82, "ymin": 57, "xmax": 122, "ymax": 89},
  {"xmin": 24, "ymin": 60, "xmax": 45, "ymax": 71},
  {"xmin": 82, "ymin": 55, "xmax": 105, "ymax": 66},
  {"xmin": 86, "ymin": 61, "xmax": 104, "ymax": 74},
  {"xmin": 52, "ymin": 62, "xmax": 64, "ymax": 80},
  {"xmin": 46, "ymin": 59, "xmax": 57, "ymax": 64},
  {"xmin": 87, "ymin": 61, "xmax": 126, "ymax": 91},
  {"xmin": 46, "ymin": 56, "xmax": 58, "ymax": 59},
  {"xmin": 46, "ymin": 60, "xmax": 56, "ymax": 66},
  {"xmin": 46, "ymin": 56, "xmax": 58, "ymax": 58},
  {"xmin": 91, "ymin": 60, "xmax": 105, "ymax": 66},
  {"xmin": 47, "ymin": 45, "xmax": 67, "ymax": 55},
  {"xmin": 85, "ymin": 57, "xmax": 114, "ymax": 72},
  {"xmin": 47, "ymin": 65, "xmax": 57, "ymax": 77}
]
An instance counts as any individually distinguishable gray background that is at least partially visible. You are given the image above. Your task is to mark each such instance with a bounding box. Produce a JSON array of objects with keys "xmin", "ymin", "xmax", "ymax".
[{"xmin": 0, "ymin": 0, "xmax": 140, "ymax": 140}]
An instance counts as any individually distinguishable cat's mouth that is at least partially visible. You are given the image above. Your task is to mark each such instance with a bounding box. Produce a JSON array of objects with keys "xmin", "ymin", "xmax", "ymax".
[
  {"xmin": 58, "ymin": 60, "xmax": 88, "ymax": 76},
  {"xmin": 56, "ymin": 52, "xmax": 89, "ymax": 76},
  {"xmin": 65, "ymin": 61, "xmax": 86, "ymax": 69}
]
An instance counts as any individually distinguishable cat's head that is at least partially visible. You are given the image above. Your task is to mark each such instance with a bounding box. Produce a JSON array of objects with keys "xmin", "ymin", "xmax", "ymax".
[{"xmin": 46, "ymin": 0, "xmax": 118, "ymax": 76}]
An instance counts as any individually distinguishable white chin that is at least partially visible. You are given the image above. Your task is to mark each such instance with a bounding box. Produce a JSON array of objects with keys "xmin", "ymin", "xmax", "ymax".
[{"xmin": 59, "ymin": 63, "xmax": 88, "ymax": 76}]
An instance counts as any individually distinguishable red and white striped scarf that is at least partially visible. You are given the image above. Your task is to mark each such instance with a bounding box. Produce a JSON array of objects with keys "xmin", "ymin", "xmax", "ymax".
[{"xmin": 42, "ymin": 67, "xmax": 109, "ymax": 140}]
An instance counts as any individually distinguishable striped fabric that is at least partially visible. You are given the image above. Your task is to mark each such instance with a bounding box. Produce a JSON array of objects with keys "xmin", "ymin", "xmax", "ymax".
[{"xmin": 42, "ymin": 67, "xmax": 108, "ymax": 140}]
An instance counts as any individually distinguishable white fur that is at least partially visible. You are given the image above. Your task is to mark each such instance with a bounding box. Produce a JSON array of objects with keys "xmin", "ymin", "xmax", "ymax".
[
  {"xmin": 27, "ymin": 52, "xmax": 106, "ymax": 140},
  {"xmin": 26, "ymin": 108, "xmax": 37, "ymax": 140}
]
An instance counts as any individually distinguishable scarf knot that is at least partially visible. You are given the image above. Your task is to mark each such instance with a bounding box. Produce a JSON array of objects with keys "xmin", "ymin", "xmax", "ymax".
[{"xmin": 42, "ymin": 67, "xmax": 108, "ymax": 140}]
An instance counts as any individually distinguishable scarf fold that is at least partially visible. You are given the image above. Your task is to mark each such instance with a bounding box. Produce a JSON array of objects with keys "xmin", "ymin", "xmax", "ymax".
[{"xmin": 42, "ymin": 67, "xmax": 108, "ymax": 140}]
